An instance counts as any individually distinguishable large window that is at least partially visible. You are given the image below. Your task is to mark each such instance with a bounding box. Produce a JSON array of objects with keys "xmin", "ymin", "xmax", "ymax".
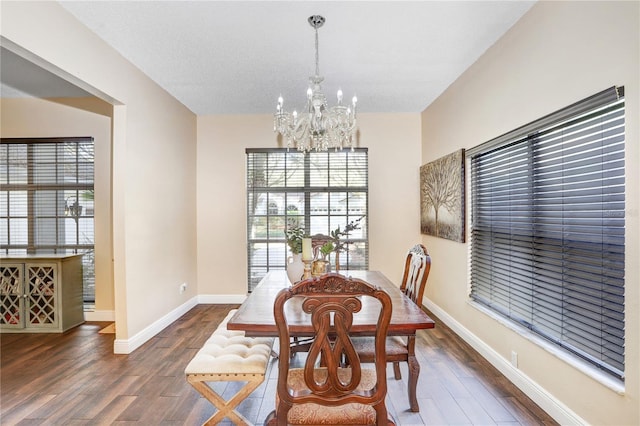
[
  {"xmin": 469, "ymin": 87, "xmax": 625, "ymax": 380},
  {"xmin": 246, "ymin": 148, "xmax": 368, "ymax": 291},
  {"xmin": 0, "ymin": 137, "xmax": 95, "ymax": 304}
]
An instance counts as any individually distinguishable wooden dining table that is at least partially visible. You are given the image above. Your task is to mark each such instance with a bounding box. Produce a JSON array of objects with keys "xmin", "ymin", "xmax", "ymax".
[{"xmin": 227, "ymin": 269, "xmax": 435, "ymax": 412}]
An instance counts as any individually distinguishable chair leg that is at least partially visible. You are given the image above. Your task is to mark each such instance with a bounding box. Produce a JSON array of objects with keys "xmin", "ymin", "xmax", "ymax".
[
  {"xmin": 406, "ymin": 335, "xmax": 420, "ymax": 412},
  {"xmin": 393, "ymin": 362, "xmax": 402, "ymax": 380},
  {"xmin": 407, "ymin": 355, "xmax": 420, "ymax": 412}
]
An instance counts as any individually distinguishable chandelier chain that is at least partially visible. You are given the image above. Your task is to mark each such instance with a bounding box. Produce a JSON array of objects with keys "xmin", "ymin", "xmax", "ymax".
[{"xmin": 314, "ymin": 26, "xmax": 320, "ymax": 77}]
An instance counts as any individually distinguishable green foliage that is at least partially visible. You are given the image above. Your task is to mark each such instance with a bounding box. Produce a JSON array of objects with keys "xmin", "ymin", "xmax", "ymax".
[
  {"xmin": 320, "ymin": 241, "xmax": 335, "ymax": 257},
  {"xmin": 285, "ymin": 226, "xmax": 305, "ymax": 254},
  {"xmin": 81, "ymin": 190, "xmax": 94, "ymax": 201}
]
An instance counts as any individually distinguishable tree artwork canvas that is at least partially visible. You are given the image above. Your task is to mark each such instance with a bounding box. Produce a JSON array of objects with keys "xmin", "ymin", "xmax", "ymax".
[{"xmin": 420, "ymin": 149, "xmax": 465, "ymax": 242}]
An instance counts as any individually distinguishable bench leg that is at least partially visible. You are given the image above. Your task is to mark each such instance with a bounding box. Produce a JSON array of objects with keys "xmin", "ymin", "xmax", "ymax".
[{"xmin": 187, "ymin": 374, "xmax": 265, "ymax": 426}]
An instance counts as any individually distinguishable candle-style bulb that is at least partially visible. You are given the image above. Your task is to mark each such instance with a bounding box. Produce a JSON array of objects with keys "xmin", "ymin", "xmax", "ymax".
[{"xmin": 337, "ymin": 89, "xmax": 343, "ymax": 104}]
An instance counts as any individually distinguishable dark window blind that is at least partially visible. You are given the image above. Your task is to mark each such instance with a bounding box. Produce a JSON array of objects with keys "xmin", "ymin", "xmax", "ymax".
[
  {"xmin": 0, "ymin": 137, "xmax": 95, "ymax": 303},
  {"xmin": 246, "ymin": 148, "xmax": 368, "ymax": 291},
  {"xmin": 469, "ymin": 87, "xmax": 625, "ymax": 380}
]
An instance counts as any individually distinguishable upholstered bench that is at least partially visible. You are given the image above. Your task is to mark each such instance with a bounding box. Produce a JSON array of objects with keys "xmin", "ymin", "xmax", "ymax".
[{"xmin": 185, "ymin": 309, "xmax": 274, "ymax": 426}]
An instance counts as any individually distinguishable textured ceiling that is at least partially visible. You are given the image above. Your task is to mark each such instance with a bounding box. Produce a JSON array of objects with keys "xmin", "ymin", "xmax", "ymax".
[{"xmin": 2, "ymin": 1, "xmax": 536, "ymax": 115}]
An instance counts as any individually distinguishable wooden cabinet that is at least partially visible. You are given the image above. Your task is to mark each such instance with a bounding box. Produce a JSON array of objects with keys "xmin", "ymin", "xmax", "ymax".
[{"xmin": 0, "ymin": 255, "xmax": 85, "ymax": 333}]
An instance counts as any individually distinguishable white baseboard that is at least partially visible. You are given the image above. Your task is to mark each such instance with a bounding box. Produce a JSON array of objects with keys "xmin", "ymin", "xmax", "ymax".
[
  {"xmin": 84, "ymin": 310, "xmax": 115, "ymax": 322},
  {"xmin": 424, "ymin": 298, "xmax": 586, "ymax": 426},
  {"xmin": 112, "ymin": 295, "xmax": 246, "ymax": 354},
  {"xmin": 113, "ymin": 296, "xmax": 199, "ymax": 354}
]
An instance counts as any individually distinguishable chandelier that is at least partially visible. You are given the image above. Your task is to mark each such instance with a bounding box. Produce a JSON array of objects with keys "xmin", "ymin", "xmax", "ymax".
[{"xmin": 274, "ymin": 15, "xmax": 358, "ymax": 153}]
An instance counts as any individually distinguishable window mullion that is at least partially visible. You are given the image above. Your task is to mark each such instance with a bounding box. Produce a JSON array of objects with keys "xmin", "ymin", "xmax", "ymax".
[
  {"xmin": 304, "ymin": 153, "xmax": 311, "ymax": 235},
  {"xmin": 27, "ymin": 144, "xmax": 35, "ymax": 254}
]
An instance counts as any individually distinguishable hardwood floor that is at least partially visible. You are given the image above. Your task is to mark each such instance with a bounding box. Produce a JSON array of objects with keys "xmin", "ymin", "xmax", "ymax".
[{"xmin": 0, "ymin": 304, "xmax": 558, "ymax": 425}]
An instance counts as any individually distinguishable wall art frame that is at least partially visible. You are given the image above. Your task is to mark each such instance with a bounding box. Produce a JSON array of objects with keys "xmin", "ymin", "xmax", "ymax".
[{"xmin": 420, "ymin": 149, "xmax": 465, "ymax": 242}]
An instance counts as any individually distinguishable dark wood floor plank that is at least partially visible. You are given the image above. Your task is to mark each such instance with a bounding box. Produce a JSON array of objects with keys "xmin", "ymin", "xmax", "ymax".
[
  {"xmin": 432, "ymin": 393, "xmax": 474, "ymax": 424},
  {"xmin": 256, "ymin": 372, "xmax": 278, "ymax": 422},
  {"xmin": 33, "ymin": 392, "xmax": 90, "ymax": 424},
  {"xmin": 91, "ymin": 395, "xmax": 138, "ymax": 424},
  {"xmin": 429, "ymin": 360, "xmax": 474, "ymax": 399},
  {"xmin": 20, "ymin": 384, "xmax": 86, "ymax": 421},
  {"xmin": 0, "ymin": 393, "xmax": 57, "ymax": 425},
  {"xmin": 500, "ymin": 395, "xmax": 553, "ymax": 426},
  {"xmin": 418, "ymin": 398, "xmax": 454, "ymax": 425},
  {"xmin": 161, "ymin": 389, "xmax": 202, "ymax": 423},
  {"xmin": 458, "ymin": 376, "xmax": 519, "ymax": 423},
  {"xmin": 0, "ymin": 305, "xmax": 558, "ymax": 425},
  {"xmin": 67, "ymin": 376, "xmax": 142, "ymax": 421},
  {"xmin": 456, "ymin": 396, "xmax": 500, "ymax": 425}
]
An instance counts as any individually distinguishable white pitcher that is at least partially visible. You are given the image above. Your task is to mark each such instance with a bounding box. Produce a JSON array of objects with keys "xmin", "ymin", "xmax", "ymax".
[{"xmin": 286, "ymin": 253, "xmax": 305, "ymax": 284}]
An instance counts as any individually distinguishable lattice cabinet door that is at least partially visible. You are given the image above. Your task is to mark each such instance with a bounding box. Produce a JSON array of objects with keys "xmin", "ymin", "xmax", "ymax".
[
  {"xmin": 25, "ymin": 263, "xmax": 58, "ymax": 329},
  {"xmin": 0, "ymin": 264, "xmax": 25, "ymax": 329}
]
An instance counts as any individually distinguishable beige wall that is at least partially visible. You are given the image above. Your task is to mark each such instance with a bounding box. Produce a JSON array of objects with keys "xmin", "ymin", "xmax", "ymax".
[
  {"xmin": 196, "ymin": 113, "xmax": 422, "ymax": 296},
  {"xmin": 421, "ymin": 1, "xmax": 639, "ymax": 424},
  {"xmin": 1, "ymin": 2, "xmax": 198, "ymax": 351},
  {"xmin": 0, "ymin": 97, "xmax": 114, "ymax": 315}
]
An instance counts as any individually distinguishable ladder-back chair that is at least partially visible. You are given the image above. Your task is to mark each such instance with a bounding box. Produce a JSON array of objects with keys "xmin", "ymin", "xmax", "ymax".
[{"xmin": 352, "ymin": 243, "xmax": 431, "ymax": 412}]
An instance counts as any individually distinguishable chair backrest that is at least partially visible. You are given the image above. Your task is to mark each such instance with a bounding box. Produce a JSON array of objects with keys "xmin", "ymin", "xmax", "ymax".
[
  {"xmin": 272, "ymin": 273, "xmax": 393, "ymax": 424},
  {"xmin": 400, "ymin": 244, "xmax": 431, "ymax": 305},
  {"xmin": 310, "ymin": 233, "xmax": 334, "ymax": 259}
]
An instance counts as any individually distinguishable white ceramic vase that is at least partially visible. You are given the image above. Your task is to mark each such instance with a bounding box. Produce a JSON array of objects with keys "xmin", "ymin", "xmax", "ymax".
[{"xmin": 286, "ymin": 253, "xmax": 305, "ymax": 284}]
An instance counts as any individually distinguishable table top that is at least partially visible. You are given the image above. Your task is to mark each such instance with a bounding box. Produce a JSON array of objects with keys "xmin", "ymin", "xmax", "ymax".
[{"xmin": 227, "ymin": 270, "xmax": 435, "ymax": 337}]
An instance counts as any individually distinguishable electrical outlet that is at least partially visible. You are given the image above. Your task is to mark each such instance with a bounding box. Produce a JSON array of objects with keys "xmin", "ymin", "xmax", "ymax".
[
  {"xmin": 510, "ymin": 350, "xmax": 518, "ymax": 368},
  {"xmin": 180, "ymin": 283, "xmax": 187, "ymax": 294}
]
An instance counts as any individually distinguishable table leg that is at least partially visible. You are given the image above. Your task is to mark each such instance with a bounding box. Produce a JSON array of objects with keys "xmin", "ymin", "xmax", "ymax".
[{"xmin": 407, "ymin": 335, "xmax": 420, "ymax": 412}]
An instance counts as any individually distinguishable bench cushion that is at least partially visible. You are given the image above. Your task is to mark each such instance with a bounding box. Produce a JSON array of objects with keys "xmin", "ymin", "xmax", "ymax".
[{"xmin": 185, "ymin": 309, "xmax": 273, "ymax": 376}]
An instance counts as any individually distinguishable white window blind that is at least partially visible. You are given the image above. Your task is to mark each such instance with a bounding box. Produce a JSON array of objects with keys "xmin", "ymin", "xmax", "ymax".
[
  {"xmin": 469, "ymin": 87, "xmax": 625, "ymax": 380},
  {"xmin": 0, "ymin": 137, "xmax": 95, "ymax": 303},
  {"xmin": 246, "ymin": 148, "xmax": 368, "ymax": 291}
]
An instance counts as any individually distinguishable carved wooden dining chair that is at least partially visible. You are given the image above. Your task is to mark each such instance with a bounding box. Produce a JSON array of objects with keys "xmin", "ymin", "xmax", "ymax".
[
  {"xmin": 352, "ymin": 243, "xmax": 431, "ymax": 412},
  {"xmin": 265, "ymin": 273, "xmax": 395, "ymax": 426}
]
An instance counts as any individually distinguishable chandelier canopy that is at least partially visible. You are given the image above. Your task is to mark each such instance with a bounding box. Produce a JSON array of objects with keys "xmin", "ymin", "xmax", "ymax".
[{"xmin": 274, "ymin": 15, "xmax": 358, "ymax": 153}]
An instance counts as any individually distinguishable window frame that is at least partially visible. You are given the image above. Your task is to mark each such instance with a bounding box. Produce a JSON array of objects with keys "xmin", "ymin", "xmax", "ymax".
[
  {"xmin": 0, "ymin": 137, "xmax": 95, "ymax": 303},
  {"xmin": 246, "ymin": 148, "xmax": 369, "ymax": 291}
]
